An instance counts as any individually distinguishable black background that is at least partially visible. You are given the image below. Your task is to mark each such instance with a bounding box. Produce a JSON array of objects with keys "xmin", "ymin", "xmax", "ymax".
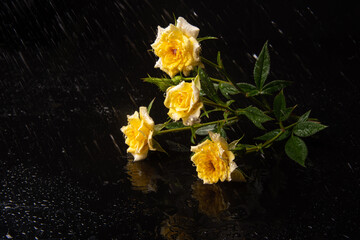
[{"xmin": 1, "ymin": 0, "xmax": 359, "ymax": 239}]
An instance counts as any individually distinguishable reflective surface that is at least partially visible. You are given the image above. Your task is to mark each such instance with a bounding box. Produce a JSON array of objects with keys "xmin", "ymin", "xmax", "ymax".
[{"xmin": 1, "ymin": 0, "xmax": 359, "ymax": 239}]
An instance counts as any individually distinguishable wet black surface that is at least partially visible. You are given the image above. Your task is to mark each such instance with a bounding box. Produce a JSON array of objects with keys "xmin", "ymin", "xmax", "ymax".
[{"xmin": 1, "ymin": 0, "xmax": 360, "ymax": 239}]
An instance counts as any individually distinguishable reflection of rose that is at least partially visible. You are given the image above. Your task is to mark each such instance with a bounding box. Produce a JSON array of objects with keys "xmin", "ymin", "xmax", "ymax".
[
  {"xmin": 151, "ymin": 17, "xmax": 201, "ymax": 78},
  {"xmin": 191, "ymin": 132, "xmax": 237, "ymax": 184},
  {"xmin": 164, "ymin": 81, "xmax": 203, "ymax": 126},
  {"xmin": 125, "ymin": 160, "xmax": 157, "ymax": 193},
  {"xmin": 121, "ymin": 106, "xmax": 155, "ymax": 161},
  {"xmin": 161, "ymin": 214, "xmax": 194, "ymax": 240},
  {"xmin": 191, "ymin": 181, "xmax": 229, "ymax": 217}
]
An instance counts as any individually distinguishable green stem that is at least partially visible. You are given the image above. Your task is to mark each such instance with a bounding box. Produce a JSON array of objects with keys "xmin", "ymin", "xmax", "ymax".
[
  {"xmin": 279, "ymin": 121, "xmax": 285, "ymax": 131},
  {"xmin": 200, "ymin": 56, "xmax": 219, "ymax": 69},
  {"xmin": 156, "ymin": 116, "xmax": 239, "ymax": 136},
  {"xmin": 245, "ymin": 121, "xmax": 298, "ymax": 153},
  {"xmin": 201, "ymin": 56, "xmax": 270, "ymax": 111},
  {"xmin": 183, "ymin": 76, "xmax": 228, "ymax": 84},
  {"xmin": 201, "ymin": 97, "xmax": 235, "ymax": 113},
  {"xmin": 201, "ymin": 57, "xmax": 237, "ymax": 89},
  {"xmin": 209, "ymin": 77, "xmax": 228, "ymax": 84}
]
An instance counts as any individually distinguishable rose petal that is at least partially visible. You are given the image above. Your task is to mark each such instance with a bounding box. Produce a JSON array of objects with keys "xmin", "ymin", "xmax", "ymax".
[{"xmin": 176, "ymin": 17, "xmax": 199, "ymax": 38}]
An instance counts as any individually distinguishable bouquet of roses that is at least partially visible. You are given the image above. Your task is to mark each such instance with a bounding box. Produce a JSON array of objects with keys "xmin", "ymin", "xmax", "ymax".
[{"xmin": 121, "ymin": 17, "xmax": 327, "ymax": 184}]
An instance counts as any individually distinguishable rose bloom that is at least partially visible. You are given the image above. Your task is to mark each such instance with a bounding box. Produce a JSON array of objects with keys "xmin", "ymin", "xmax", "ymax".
[
  {"xmin": 164, "ymin": 80, "xmax": 203, "ymax": 126},
  {"xmin": 191, "ymin": 132, "xmax": 237, "ymax": 184},
  {"xmin": 151, "ymin": 17, "xmax": 201, "ymax": 78},
  {"xmin": 121, "ymin": 106, "xmax": 155, "ymax": 161}
]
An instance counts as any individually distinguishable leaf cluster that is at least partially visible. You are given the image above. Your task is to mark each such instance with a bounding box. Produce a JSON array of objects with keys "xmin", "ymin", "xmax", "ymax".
[{"xmin": 145, "ymin": 41, "xmax": 327, "ymax": 168}]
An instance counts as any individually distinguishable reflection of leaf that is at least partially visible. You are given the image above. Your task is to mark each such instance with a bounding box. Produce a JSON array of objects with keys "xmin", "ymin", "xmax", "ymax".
[
  {"xmin": 231, "ymin": 169, "xmax": 247, "ymax": 182},
  {"xmin": 191, "ymin": 181, "xmax": 229, "ymax": 217},
  {"xmin": 161, "ymin": 214, "xmax": 194, "ymax": 240},
  {"xmin": 125, "ymin": 160, "xmax": 158, "ymax": 193},
  {"xmin": 165, "ymin": 140, "xmax": 189, "ymax": 152}
]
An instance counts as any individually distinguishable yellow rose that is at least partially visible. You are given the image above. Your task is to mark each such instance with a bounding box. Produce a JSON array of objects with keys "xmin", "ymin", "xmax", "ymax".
[
  {"xmin": 190, "ymin": 132, "xmax": 237, "ymax": 184},
  {"xmin": 151, "ymin": 17, "xmax": 201, "ymax": 78},
  {"xmin": 164, "ymin": 80, "xmax": 203, "ymax": 126},
  {"xmin": 121, "ymin": 106, "xmax": 155, "ymax": 161}
]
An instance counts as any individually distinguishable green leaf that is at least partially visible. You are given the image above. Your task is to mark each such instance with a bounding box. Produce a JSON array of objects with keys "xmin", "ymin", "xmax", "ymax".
[
  {"xmin": 255, "ymin": 129, "xmax": 280, "ymax": 141},
  {"xmin": 280, "ymin": 107, "xmax": 295, "ymax": 121},
  {"xmin": 255, "ymin": 129, "xmax": 290, "ymax": 141},
  {"xmin": 234, "ymin": 144, "xmax": 255, "ymax": 152},
  {"xmin": 262, "ymin": 80, "xmax": 292, "ymax": 95},
  {"xmin": 277, "ymin": 129, "xmax": 291, "ymax": 141},
  {"xmin": 235, "ymin": 83, "xmax": 259, "ymax": 96},
  {"xmin": 193, "ymin": 75, "xmax": 201, "ymax": 91},
  {"xmin": 195, "ymin": 124, "xmax": 216, "ymax": 135},
  {"xmin": 165, "ymin": 121, "xmax": 185, "ymax": 129},
  {"xmin": 297, "ymin": 110, "xmax": 311, "ymax": 123},
  {"xmin": 171, "ymin": 75, "xmax": 182, "ymax": 85},
  {"xmin": 223, "ymin": 111, "xmax": 229, "ymax": 123},
  {"xmin": 217, "ymin": 51, "xmax": 224, "ymax": 69},
  {"xmin": 228, "ymin": 135, "xmax": 244, "ymax": 150},
  {"xmin": 219, "ymin": 83, "xmax": 239, "ymax": 99},
  {"xmin": 285, "ymin": 135, "xmax": 308, "ymax": 167},
  {"xmin": 200, "ymin": 108, "xmax": 221, "ymax": 118},
  {"xmin": 217, "ymin": 126, "xmax": 227, "ymax": 139},
  {"xmin": 253, "ymin": 41, "xmax": 270, "ymax": 90},
  {"xmin": 238, "ymin": 106, "xmax": 272, "ymax": 130},
  {"xmin": 147, "ymin": 98, "xmax": 156, "ymax": 114},
  {"xmin": 226, "ymin": 100, "xmax": 235, "ymax": 107},
  {"xmin": 237, "ymin": 83, "xmax": 257, "ymax": 93},
  {"xmin": 190, "ymin": 126, "xmax": 196, "ymax": 144},
  {"xmin": 151, "ymin": 138, "xmax": 168, "ymax": 154},
  {"xmin": 293, "ymin": 121, "xmax": 327, "ymax": 137},
  {"xmin": 273, "ymin": 89, "xmax": 286, "ymax": 120},
  {"xmin": 197, "ymin": 36, "xmax": 218, "ymax": 43},
  {"xmin": 154, "ymin": 124, "xmax": 165, "ymax": 133},
  {"xmin": 198, "ymin": 68, "xmax": 223, "ymax": 104},
  {"xmin": 218, "ymin": 82, "xmax": 261, "ymax": 98},
  {"xmin": 143, "ymin": 76, "xmax": 175, "ymax": 91}
]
